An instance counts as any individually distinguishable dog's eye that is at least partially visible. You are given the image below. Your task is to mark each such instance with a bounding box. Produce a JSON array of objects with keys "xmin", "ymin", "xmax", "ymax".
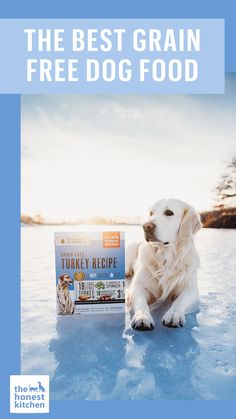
[
  {"xmin": 149, "ymin": 210, "xmax": 154, "ymax": 216},
  {"xmin": 164, "ymin": 209, "xmax": 174, "ymax": 216}
]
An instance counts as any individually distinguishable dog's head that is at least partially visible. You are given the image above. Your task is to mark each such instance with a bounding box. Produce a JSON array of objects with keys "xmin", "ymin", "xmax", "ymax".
[
  {"xmin": 59, "ymin": 274, "xmax": 73, "ymax": 287},
  {"xmin": 143, "ymin": 198, "xmax": 201, "ymax": 246}
]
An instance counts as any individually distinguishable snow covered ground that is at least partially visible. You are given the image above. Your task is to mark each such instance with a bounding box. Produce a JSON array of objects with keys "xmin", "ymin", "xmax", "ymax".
[{"xmin": 21, "ymin": 225, "xmax": 236, "ymax": 400}]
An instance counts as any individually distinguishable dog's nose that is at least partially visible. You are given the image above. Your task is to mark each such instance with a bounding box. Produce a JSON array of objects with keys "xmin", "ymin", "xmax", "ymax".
[{"xmin": 142, "ymin": 222, "xmax": 156, "ymax": 232}]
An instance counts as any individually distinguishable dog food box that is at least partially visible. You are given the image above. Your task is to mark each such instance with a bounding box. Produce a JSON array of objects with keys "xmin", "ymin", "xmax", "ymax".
[{"xmin": 54, "ymin": 232, "xmax": 125, "ymax": 315}]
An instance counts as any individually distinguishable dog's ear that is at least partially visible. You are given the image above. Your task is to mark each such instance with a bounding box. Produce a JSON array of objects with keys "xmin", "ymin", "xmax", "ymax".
[
  {"xmin": 59, "ymin": 274, "xmax": 65, "ymax": 281},
  {"xmin": 178, "ymin": 206, "xmax": 201, "ymax": 240}
]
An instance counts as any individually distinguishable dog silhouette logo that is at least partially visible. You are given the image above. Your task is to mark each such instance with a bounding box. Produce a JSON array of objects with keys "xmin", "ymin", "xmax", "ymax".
[
  {"xmin": 28, "ymin": 385, "xmax": 38, "ymax": 392},
  {"xmin": 38, "ymin": 381, "xmax": 46, "ymax": 392},
  {"xmin": 28, "ymin": 381, "xmax": 46, "ymax": 392}
]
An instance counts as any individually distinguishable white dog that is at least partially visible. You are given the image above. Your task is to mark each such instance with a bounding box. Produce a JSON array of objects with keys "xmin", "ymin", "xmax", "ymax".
[{"xmin": 126, "ymin": 199, "xmax": 201, "ymax": 331}]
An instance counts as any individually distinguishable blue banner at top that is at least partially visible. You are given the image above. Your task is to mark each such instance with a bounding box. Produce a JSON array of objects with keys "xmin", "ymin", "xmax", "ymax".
[{"xmin": 0, "ymin": 19, "xmax": 224, "ymax": 94}]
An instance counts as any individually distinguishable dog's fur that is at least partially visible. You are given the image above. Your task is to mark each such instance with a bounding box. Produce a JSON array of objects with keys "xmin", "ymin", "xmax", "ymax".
[
  {"xmin": 126, "ymin": 198, "xmax": 201, "ymax": 331},
  {"xmin": 57, "ymin": 274, "xmax": 74, "ymax": 315}
]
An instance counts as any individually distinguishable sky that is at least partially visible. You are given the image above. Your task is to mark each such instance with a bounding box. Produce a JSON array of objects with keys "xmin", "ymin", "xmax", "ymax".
[{"xmin": 21, "ymin": 74, "xmax": 236, "ymax": 221}]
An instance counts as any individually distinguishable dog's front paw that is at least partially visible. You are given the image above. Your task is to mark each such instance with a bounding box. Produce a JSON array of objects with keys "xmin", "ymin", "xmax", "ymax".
[
  {"xmin": 131, "ymin": 311, "xmax": 155, "ymax": 331},
  {"xmin": 162, "ymin": 309, "xmax": 185, "ymax": 328}
]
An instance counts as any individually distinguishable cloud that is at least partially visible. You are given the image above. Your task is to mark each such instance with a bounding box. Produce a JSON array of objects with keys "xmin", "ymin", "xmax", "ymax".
[{"xmin": 21, "ymin": 75, "xmax": 236, "ymax": 219}]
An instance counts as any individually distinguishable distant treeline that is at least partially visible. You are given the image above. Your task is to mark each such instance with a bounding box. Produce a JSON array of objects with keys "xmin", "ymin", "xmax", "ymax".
[
  {"xmin": 20, "ymin": 214, "xmax": 142, "ymax": 226},
  {"xmin": 21, "ymin": 208, "xmax": 236, "ymax": 228},
  {"xmin": 21, "ymin": 214, "xmax": 44, "ymax": 225},
  {"xmin": 200, "ymin": 207, "xmax": 236, "ymax": 229}
]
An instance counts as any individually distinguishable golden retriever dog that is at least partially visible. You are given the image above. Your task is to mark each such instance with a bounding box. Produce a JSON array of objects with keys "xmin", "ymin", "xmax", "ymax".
[{"xmin": 126, "ymin": 199, "xmax": 201, "ymax": 331}]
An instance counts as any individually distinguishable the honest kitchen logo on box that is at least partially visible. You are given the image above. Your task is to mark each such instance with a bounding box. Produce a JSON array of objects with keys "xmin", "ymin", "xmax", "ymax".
[
  {"xmin": 10, "ymin": 375, "xmax": 49, "ymax": 413},
  {"xmin": 103, "ymin": 232, "xmax": 120, "ymax": 248}
]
